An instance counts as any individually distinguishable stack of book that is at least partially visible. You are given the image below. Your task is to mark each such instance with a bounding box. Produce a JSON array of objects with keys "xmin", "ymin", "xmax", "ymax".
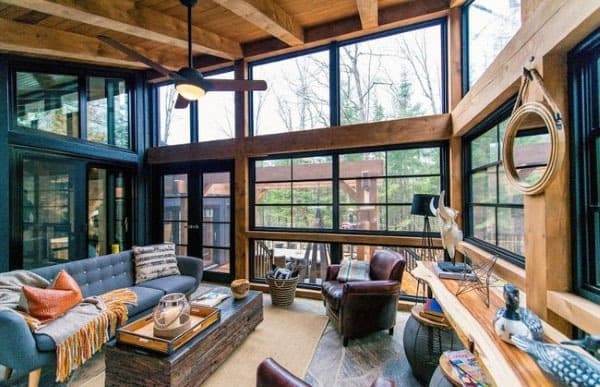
[
  {"xmin": 419, "ymin": 298, "xmax": 446, "ymax": 323},
  {"xmin": 445, "ymin": 350, "xmax": 490, "ymax": 387}
]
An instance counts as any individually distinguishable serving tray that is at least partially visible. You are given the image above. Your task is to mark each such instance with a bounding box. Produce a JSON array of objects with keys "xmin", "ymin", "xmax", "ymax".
[{"xmin": 116, "ymin": 305, "xmax": 220, "ymax": 354}]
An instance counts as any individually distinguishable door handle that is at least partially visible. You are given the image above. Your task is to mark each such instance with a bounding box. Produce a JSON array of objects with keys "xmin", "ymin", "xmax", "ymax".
[{"xmin": 186, "ymin": 224, "xmax": 200, "ymax": 229}]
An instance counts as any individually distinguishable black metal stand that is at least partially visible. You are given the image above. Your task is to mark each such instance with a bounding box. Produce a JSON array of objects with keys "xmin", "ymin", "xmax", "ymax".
[{"xmin": 421, "ymin": 215, "xmax": 435, "ymax": 261}]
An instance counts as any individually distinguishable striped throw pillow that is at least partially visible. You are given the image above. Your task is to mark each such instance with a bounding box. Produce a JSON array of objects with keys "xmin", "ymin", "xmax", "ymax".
[
  {"xmin": 133, "ymin": 243, "xmax": 180, "ymax": 284},
  {"xmin": 336, "ymin": 258, "xmax": 370, "ymax": 282}
]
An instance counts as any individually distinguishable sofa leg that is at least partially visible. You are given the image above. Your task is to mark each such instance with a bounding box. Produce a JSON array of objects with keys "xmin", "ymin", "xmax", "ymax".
[
  {"xmin": 343, "ymin": 336, "xmax": 349, "ymax": 347},
  {"xmin": 389, "ymin": 327, "xmax": 394, "ymax": 336},
  {"xmin": 28, "ymin": 368, "xmax": 41, "ymax": 387},
  {"xmin": 4, "ymin": 367, "xmax": 13, "ymax": 381}
]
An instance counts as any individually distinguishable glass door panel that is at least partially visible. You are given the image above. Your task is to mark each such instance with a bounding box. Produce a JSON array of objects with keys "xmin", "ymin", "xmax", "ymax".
[
  {"xmin": 22, "ymin": 157, "xmax": 79, "ymax": 268},
  {"xmin": 202, "ymin": 172, "xmax": 232, "ymax": 281},
  {"xmin": 162, "ymin": 174, "xmax": 189, "ymax": 256}
]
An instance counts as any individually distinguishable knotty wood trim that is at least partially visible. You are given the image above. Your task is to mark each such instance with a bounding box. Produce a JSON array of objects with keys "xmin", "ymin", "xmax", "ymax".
[
  {"xmin": 547, "ymin": 291, "xmax": 600, "ymax": 334},
  {"xmin": 212, "ymin": 0, "xmax": 304, "ymax": 46},
  {"xmin": 452, "ymin": 0, "xmax": 600, "ymax": 136},
  {"xmin": 242, "ymin": 0, "xmax": 449, "ymax": 61},
  {"xmin": 0, "ymin": 18, "xmax": 166, "ymax": 69},
  {"xmin": 246, "ymin": 231, "xmax": 442, "ymax": 248},
  {"xmin": 0, "ymin": 0, "xmax": 242, "ymax": 60},
  {"xmin": 356, "ymin": 0, "xmax": 378, "ymax": 29}
]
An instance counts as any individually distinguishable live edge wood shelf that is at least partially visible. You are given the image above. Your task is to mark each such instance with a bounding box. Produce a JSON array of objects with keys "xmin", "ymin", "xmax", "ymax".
[{"xmin": 411, "ymin": 262, "xmax": 554, "ymax": 387}]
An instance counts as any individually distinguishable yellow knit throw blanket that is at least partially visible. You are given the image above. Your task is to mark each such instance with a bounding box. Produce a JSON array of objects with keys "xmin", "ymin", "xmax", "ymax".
[{"xmin": 21, "ymin": 288, "xmax": 137, "ymax": 382}]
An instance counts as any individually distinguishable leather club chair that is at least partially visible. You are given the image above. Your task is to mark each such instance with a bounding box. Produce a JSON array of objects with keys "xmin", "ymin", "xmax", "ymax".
[
  {"xmin": 321, "ymin": 249, "xmax": 406, "ymax": 346},
  {"xmin": 256, "ymin": 358, "xmax": 396, "ymax": 387}
]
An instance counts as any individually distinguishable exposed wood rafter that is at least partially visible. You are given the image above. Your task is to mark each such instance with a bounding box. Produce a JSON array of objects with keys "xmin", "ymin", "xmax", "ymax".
[
  {"xmin": 449, "ymin": 0, "xmax": 467, "ymax": 8},
  {"xmin": 212, "ymin": 0, "xmax": 304, "ymax": 46},
  {"xmin": 0, "ymin": 18, "xmax": 187, "ymax": 69},
  {"xmin": 356, "ymin": 0, "xmax": 378, "ymax": 29},
  {"xmin": 0, "ymin": 0, "xmax": 242, "ymax": 60}
]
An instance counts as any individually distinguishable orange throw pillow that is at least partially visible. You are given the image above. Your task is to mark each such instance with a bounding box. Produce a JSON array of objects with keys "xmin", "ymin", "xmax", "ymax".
[{"xmin": 22, "ymin": 270, "xmax": 83, "ymax": 322}]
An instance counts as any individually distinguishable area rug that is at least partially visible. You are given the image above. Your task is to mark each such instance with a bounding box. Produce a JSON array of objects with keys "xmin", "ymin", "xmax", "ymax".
[{"xmin": 202, "ymin": 303, "xmax": 328, "ymax": 387}]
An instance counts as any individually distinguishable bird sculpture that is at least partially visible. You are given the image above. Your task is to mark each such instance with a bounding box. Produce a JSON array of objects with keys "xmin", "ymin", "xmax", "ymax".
[
  {"xmin": 429, "ymin": 190, "xmax": 463, "ymax": 264},
  {"xmin": 493, "ymin": 283, "xmax": 543, "ymax": 344},
  {"xmin": 562, "ymin": 335, "xmax": 600, "ymax": 361},
  {"xmin": 512, "ymin": 335, "xmax": 600, "ymax": 387}
]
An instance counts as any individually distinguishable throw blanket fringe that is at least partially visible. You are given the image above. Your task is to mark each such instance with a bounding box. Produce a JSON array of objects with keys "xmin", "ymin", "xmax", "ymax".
[{"xmin": 20, "ymin": 288, "xmax": 137, "ymax": 382}]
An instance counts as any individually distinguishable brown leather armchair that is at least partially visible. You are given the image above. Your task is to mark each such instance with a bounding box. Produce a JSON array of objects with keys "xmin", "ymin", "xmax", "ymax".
[
  {"xmin": 256, "ymin": 358, "xmax": 396, "ymax": 387},
  {"xmin": 321, "ymin": 249, "xmax": 406, "ymax": 346}
]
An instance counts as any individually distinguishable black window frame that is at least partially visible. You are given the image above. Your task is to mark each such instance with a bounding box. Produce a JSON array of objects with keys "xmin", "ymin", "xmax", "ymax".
[
  {"xmin": 569, "ymin": 27, "xmax": 600, "ymax": 303},
  {"xmin": 249, "ymin": 141, "xmax": 449, "ymax": 237},
  {"xmin": 151, "ymin": 66, "xmax": 235, "ymax": 147},
  {"xmin": 463, "ymin": 97, "xmax": 525, "ymax": 266},
  {"xmin": 9, "ymin": 59, "xmax": 136, "ymax": 151},
  {"xmin": 461, "ymin": 0, "xmax": 522, "ymax": 95},
  {"xmin": 248, "ymin": 18, "xmax": 448, "ymax": 136}
]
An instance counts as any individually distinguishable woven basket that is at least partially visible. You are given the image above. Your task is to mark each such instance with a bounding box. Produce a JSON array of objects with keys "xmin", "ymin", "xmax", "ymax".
[{"xmin": 265, "ymin": 275, "xmax": 299, "ymax": 306}]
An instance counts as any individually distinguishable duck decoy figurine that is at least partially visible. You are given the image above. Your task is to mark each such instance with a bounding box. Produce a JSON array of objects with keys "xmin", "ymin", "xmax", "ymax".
[
  {"xmin": 493, "ymin": 283, "xmax": 543, "ymax": 344},
  {"xmin": 512, "ymin": 335, "xmax": 600, "ymax": 387}
]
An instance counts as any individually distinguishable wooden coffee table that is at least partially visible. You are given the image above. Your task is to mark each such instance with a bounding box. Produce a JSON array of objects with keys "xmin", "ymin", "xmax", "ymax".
[{"xmin": 105, "ymin": 289, "xmax": 263, "ymax": 386}]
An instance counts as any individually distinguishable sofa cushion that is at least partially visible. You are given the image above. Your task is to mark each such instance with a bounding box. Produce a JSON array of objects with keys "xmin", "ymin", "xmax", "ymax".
[
  {"xmin": 133, "ymin": 243, "xmax": 180, "ymax": 284},
  {"xmin": 127, "ymin": 286, "xmax": 166, "ymax": 317},
  {"xmin": 31, "ymin": 251, "xmax": 134, "ymax": 297},
  {"xmin": 137, "ymin": 275, "xmax": 197, "ymax": 295},
  {"xmin": 322, "ymin": 281, "xmax": 344, "ymax": 312}
]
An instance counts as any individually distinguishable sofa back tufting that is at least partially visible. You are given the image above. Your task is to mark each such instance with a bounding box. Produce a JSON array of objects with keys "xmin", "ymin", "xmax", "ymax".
[{"xmin": 31, "ymin": 251, "xmax": 134, "ymax": 298}]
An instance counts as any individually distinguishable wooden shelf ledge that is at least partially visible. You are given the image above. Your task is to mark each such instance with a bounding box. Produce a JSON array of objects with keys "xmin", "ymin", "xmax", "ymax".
[{"xmin": 547, "ymin": 290, "xmax": 600, "ymax": 334}]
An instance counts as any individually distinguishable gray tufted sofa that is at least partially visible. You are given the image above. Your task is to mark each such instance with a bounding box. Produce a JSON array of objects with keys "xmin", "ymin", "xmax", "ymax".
[{"xmin": 0, "ymin": 250, "xmax": 203, "ymax": 385}]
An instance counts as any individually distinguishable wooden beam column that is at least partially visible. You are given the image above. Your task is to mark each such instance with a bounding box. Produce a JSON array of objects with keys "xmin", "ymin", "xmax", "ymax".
[
  {"xmin": 234, "ymin": 60, "xmax": 250, "ymax": 279},
  {"xmin": 522, "ymin": 0, "xmax": 545, "ymax": 22},
  {"xmin": 356, "ymin": 0, "xmax": 378, "ymax": 29},
  {"xmin": 524, "ymin": 54, "xmax": 571, "ymax": 335}
]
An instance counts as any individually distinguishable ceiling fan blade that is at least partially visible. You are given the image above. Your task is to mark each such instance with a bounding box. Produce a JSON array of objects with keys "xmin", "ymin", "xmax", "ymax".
[
  {"xmin": 175, "ymin": 94, "xmax": 191, "ymax": 109},
  {"xmin": 98, "ymin": 35, "xmax": 176, "ymax": 78},
  {"xmin": 204, "ymin": 79, "xmax": 268, "ymax": 92}
]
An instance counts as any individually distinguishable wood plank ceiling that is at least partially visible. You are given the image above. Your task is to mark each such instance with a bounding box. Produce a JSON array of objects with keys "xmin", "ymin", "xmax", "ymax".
[{"xmin": 0, "ymin": 0, "xmax": 450, "ymax": 74}]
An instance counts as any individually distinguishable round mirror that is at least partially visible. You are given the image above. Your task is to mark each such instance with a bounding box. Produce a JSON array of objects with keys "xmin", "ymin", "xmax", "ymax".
[{"xmin": 502, "ymin": 101, "xmax": 565, "ymax": 195}]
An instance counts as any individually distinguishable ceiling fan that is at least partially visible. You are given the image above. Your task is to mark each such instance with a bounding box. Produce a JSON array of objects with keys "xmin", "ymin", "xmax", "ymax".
[{"xmin": 98, "ymin": 0, "xmax": 267, "ymax": 109}]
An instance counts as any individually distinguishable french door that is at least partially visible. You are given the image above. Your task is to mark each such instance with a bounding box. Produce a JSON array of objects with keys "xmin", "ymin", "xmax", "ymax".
[
  {"xmin": 11, "ymin": 150, "xmax": 133, "ymax": 269},
  {"xmin": 159, "ymin": 161, "xmax": 234, "ymax": 283}
]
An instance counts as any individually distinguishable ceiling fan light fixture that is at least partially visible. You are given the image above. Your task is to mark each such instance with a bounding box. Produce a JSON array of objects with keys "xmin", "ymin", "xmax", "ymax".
[{"xmin": 175, "ymin": 67, "xmax": 207, "ymax": 100}]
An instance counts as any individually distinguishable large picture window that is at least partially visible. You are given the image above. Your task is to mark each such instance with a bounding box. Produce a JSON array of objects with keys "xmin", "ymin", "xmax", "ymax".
[
  {"xmin": 157, "ymin": 84, "xmax": 190, "ymax": 145},
  {"xmin": 340, "ymin": 22, "xmax": 444, "ymax": 125},
  {"xmin": 251, "ymin": 49, "xmax": 330, "ymax": 135},
  {"xmin": 251, "ymin": 144, "xmax": 446, "ymax": 234},
  {"xmin": 464, "ymin": 102, "xmax": 524, "ymax": 264},
  {"xmin": 463, "ymin": 0, "xmax": 521, "ymax": 91},
  {"xmin": 570, "ymin": 28, "xmax": 600, "ymax": 302},
  {"xmin": 198, "ymin": 71, "xmax": 235, "ymax": 141},
  {"xmin": 15, "ymin": 71, "xmax": 131, "ymax": 149}
]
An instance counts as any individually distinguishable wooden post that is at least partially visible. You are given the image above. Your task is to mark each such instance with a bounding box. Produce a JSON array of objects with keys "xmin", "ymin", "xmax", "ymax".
[
  {"xmin": 27, "ymin": 368, "xmax": 41, "ymax": 387},
  {"xmin": 448, "ymin": 6, "xmax": 462, "ymax": 111},
  {"xmin": 521, "ymin": 0, "xmax": 545, "ymax": 22},
  {"xmin": 4, "ymin": 367, "xmax": 13, "ymax": 381},
  {"xmin": 524, "ymin": 53, "xmax": 571, "ymax": 335},
  {"xmin": 234, "ymin": 59, "xmax": 250, "ymax": 279}
]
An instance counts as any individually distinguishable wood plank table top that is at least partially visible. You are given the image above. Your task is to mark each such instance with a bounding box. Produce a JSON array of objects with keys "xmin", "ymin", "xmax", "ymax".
[
  {"xmin": 105, "ymin": 289, "xmax": 264, "ymax": 386},
  {"xmin": 411, "ymin": 262, "xmax": 553, "ymax": 387}
]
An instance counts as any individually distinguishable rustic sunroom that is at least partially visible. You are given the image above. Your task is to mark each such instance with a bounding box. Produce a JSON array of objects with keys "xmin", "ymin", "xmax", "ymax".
[{"xmin": 0, "ymin": 0, "xmax": 599, "ymax": 386}]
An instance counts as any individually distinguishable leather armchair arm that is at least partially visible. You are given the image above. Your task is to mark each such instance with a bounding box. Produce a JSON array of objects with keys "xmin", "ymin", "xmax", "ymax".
[
  {"xmin": 176, "ymin": 256, "xmax": 204, "ymax": 290},
  {"xmin": 0, "ymin": 310, "xmax": 50, "ymax": 372},
  {"xmin": 325, "ymin": 264, "xmax": 341, "ymax": 281},
  {"xmin": 256, "ymin": 357, "xmax": 310, "ymax": 387},
  {"xmin": 343, "ymin": 280, "xmax": 400, "ymax": 296}
]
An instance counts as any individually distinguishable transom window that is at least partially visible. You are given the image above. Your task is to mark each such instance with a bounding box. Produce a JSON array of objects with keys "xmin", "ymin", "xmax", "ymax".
[
  {"xmin": 15, "ymin": 71, "xmax": 131, "ymax": 149},
  {"xmin": 464, "ymin": 101, "xmax": 525, "ymax": 264},
  {"xmin": 463, "ymin": 0, "xmax": 521, "ymax": 91}
]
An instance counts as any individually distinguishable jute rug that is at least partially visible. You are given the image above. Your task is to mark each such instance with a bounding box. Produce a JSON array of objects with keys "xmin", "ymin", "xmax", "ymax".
[{"xmin": 202, "ymin": 303, "xmax": 328, "ymax": 386}]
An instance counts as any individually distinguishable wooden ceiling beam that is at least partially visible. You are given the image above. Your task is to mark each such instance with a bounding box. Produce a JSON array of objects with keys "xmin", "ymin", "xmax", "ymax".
[
  {"xmin": 356, "ymin": 0, "xmax": 378, "ymax": 29},
  {"xmin": 0, "ymin": 17, "xmax": 185, "ymax": 69},
  {"xmin": 449, "ymin": 0, "xmax": 467, "ymax": 8},
  {"xmin": 0, "ymin": 0, "xmax": 242, "ymax": 60},
  {"xmin": 243, "ymin": 0, "xmax": 449, "ymax": 60},
  {"xmin": 211, "ymin": 0, "xmax": 304, "ymax": 46}
]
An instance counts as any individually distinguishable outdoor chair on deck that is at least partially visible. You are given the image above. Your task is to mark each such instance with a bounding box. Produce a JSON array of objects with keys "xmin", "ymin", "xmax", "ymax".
[{"xmin": 321, "ymin": 249, "xmax": 406, "ymax": 346}]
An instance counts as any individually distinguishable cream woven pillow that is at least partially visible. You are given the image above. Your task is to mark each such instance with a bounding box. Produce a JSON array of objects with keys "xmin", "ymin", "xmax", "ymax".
[{"xmin": 133, "ymin": 243, "xmax": 180, "ymax": 284}]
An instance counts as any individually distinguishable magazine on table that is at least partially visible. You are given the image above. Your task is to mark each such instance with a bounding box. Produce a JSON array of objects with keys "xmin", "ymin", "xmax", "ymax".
[
  {"xmin": 445, "ymin": 350, "xmax": 490, "ymax": 387},
  {"xmin": 191, "ymin": 292, "xmax": 229, "ymax": 307}
]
